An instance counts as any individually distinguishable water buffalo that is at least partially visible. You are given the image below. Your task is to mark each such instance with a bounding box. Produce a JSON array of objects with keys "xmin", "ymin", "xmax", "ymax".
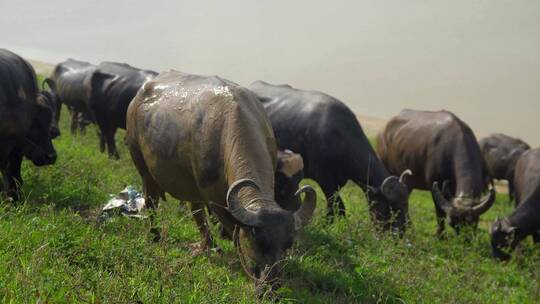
[
  {"xmin": 88, "ymin": 62, "xmax": 157, "ymax": 159},
  {"xmin": 479, "ymin": 133, "xmax": 530, "ymax": 202},
  {"xmin": 126, "ymin": 71, "xmax": 316, "ymax": 291},
  {"xmin": 249, "ymin": 81, "xmax": 410, "ymax": 232},
  {"xmin": 491, "ymin": 148, "xmax": 540, "ymax": 260},
  {"xmin": 44, "ymin": 59, "xmax": 96, "ymax": 135},
  {"xmin": 377, "ymin": 109, "xmax": 496, "ymax": 236},
  {"xmin": 0, "ymin": 49, "xmax": 58, "ymax": 200}
]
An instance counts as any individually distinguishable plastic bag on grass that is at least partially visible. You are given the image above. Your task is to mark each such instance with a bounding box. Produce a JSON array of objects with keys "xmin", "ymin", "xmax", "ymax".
[{"xmin": 100, "ymin": 185, "xmax": 147, "ymax": 221}]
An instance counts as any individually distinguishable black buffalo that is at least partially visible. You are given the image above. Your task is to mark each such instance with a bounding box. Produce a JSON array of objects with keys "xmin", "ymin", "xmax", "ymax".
[
  {"xmin": 249, "ymin": 81, "xmax": 410, "ymax": 232},
  {"xmin": 377, "ymin": 109, "xmax": 496, "ymax": 236},
  {"xmin": 87, "ymin": 62, "xmax": 157, "ymax": 159},
  {"xmin": 0, "ymin": 49, "xmax": 58, "ymax": 200},
  {"xmin": 479, "ymin": 133, "xmax": 530, "ymax": 202},
  {"xmin": 44, "ymin": 59, "xmax": 96, "ymax": 135},
  {"xmin": 491, "ymin": 148, "xmax": 540, "ymax": 260}
]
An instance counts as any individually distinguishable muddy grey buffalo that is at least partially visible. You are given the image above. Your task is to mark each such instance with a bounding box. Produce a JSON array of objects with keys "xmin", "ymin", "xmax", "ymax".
[
  {"xmin": 126, "ymin": 71, "xmax": 316, "ymax": 292},
  {"xmin": 0, "ymin": 49, "xmax": 58, "ymax": 200},
  {"xmin": 249, "ymin": 81, "xmax": 410, "ymax": 233},
  {"xmin": 88, "ymin": 62, "xmax": 157, "ymax": 158},
  {"xmin": 44, "ymin": 59, "xmax": 96, "ymax": 135},
  {"xmin": 377, "ymin": 109, "xmax": 495, "ymax": 236},
  {"xmin": 479, "ymin": 133, "xmax": 530, "ymax": 202},
  {"xmin": 491, "ymin": 148, "xmax": 540, "ymax": 260}
]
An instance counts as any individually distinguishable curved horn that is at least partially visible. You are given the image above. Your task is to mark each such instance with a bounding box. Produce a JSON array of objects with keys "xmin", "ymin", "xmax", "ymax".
[
  {"xmin": 491, "ymin": 216, "xmax": 501, "ymax": 233},
  {"xmin": 293, "ymin": 185, "xmax": 317, "ymax": 230},
  {"xmin": 399, "ymin": 169, "xmax": 413, "ymax": 183},
  {"xmin": 431, "ymin": 181, "xmax": 453, "ymax": 215},
  {"xmin": 366, "ymin": 184, "xmax": 380, "ymax": 196},
  {"xmin": 226, "ymin": 179, "xmax": 261, "ymax": 227},
  {"xmin": 441, "ymin": 180, "xmax": 451, "ymax": 197},
  {"xmin": 471, "ymin": 186, "xmax": 496, "ymax": 216},
  {"xmin": 42, "ymin": 78, "xmax": 56, "ymax": 91}
]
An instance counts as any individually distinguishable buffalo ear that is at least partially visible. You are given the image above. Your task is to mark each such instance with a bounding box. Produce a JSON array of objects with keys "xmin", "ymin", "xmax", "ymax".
[{"xmin": 276, "ymin": 149, "xmax": 304, "ymax": 177}]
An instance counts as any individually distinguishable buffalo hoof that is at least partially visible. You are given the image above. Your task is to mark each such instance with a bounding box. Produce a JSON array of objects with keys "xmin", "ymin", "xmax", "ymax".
[
  {"xmin": 189, "ymin": 242, "xmax": 222, "ymax": 256},
  {"xmin": 150, "ymin": 227, "xmax": 161, "ymax": 242},
  {"xmin": 0, "ymin": 196, "xmax": 15, "ymax": 204},
  {"xmin": 435, "ymin": 230, "xmax": 447, "ymax": 240},
  {"xmin": 219, "ymin": 224, "xmax": 232, "ymax": 240},
  {"xmin": 4, "ymin": 190, "xmax": 19, "ymax": 203},
  {"xmin": 255, "ymin": 282, "xmax": 281, "ymax": 302}
]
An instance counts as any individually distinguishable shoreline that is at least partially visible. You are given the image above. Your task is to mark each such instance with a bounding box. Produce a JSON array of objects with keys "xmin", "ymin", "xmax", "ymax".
[{"xmin": 27, "ymin": 59, "xmax": 390, "ymax": 135}]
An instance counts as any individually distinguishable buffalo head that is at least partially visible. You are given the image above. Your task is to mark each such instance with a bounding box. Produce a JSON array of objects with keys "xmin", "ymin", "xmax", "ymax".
[
  {"xmin": 432, "ymin": 180, "xmax": 496, "ymax": 231},
  {"xmin": 226, "ymin": 179, "xmax": 316, "ymax": 287},
  {"xmin": 22, "ymin": 97, "xmax": 58, "ymax": 166},
  {"xmin": 367, "ymin": 170, "xmax": 412, "ymax": 234},
  {"xmin": 490, "ymin": 217, "xmax": 517, "ymax": 260},
  {"xmin": 274, "ymin": 149, "xmax": 304, "ymax": 212}
]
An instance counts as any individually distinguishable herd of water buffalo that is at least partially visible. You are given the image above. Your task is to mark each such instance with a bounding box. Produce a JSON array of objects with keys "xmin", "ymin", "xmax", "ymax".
[{"xmin": 1, "ymin": 48, "xmax": 538, "ymax": 294}]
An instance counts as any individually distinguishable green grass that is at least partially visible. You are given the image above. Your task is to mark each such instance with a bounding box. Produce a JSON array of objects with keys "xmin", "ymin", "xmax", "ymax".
[{"xmin": 1, "ymin": 83, "xmax": 539, "ymax": 303}]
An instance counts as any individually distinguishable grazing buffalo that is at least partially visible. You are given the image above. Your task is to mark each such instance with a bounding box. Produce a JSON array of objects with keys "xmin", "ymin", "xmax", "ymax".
[
  {"xmin": 479, "ymin": 133, "xmax": 530, "ymax": 202},
  {"xmin": 44, "ymin": 59, "xmax": 96, "ymax": 135},
  {"xmin": 126, "ymin": 71, "xmax": 316, "ymax": 292},
  {"xmin": 491, "ymin": 148, "xmax": 540, "ymax": 260},
  {"xmin": 88, "ymin": 62, "xmax": 157, "ymax": 158},
  {"xmin": 377, "ymin": 109, "xmax": 496, "ymax": 236},
  {"xmin": 0, "ymin": 49, "xmax": 58, "ymax": 200},
  {"xmin": 249, "ymin": 81, "xmax": 410, "ymax": 232}
]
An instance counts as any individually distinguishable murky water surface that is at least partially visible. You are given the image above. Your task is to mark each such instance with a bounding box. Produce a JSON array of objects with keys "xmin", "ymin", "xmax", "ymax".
[{"xmin": 2, "ymin": 1, "xmax": 539, "ymax": 145}]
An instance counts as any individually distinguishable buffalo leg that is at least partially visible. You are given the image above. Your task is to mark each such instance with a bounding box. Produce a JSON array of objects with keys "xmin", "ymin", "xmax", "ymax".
[
  {"xmin": 3, "ymin": 151, "xmax": 23, "ymax": 201},
  {"xmin": 97, "ymin": 122, "xmax": 120, "ymax": 159},
  {"xmin": 98, "ymin": 129, "xmax": 106, "ymax": 153},
  {"xmin": 532, "ymin": 231, "xmax": 540, "ymax": 243},
  {"xmin": 69, "ymin": 110, "xmax": 79, "ymax": 135},
  {"xmin": 128, "ymin": 143, "xmax": 163, "ymax": 240},
  {"xmin": 105, "ymin": 128, "xmax": 120, "ymax": 159},
  {"xmin": 140, "ymin": 170, "xmax": 162, "ymax": 241},
  {"xmin": 508, "ymin": 179, "xmax": 515, "ymax": 205},
  {"xmin": 79, "ymin": 117, "xmax": 87, "ymax": 135},
  {"xmin": 189, "ymin": 201, "xmax": 216, "ymax": 252},
  {"xmin": 434, "ymin": 205, "xmax": 446, "ymax": 238},
  {"xmin": 319, "ymin": 178, "xmax": 346, "ymax": 219}
]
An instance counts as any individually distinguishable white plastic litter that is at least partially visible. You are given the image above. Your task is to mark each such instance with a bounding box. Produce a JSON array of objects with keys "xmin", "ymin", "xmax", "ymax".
[{"xmin": 101, "ymin": 185, "xmax": 147, "ymax": 220}]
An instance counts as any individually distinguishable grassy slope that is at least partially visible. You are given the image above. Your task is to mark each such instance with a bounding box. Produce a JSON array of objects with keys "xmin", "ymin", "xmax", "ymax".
[{"xmin": 1, "ymin": 83, "xmax": 539, "ymax": 303}]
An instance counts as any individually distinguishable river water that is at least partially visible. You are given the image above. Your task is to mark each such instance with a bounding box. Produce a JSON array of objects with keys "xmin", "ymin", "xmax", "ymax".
[{"xmin": 2, "ymin": 0, "xmax": 539, "ymax": 145}]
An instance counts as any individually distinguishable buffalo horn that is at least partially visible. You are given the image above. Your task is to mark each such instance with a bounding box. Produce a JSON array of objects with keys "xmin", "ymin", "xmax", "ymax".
[
  {"xmin": 399, "ymin": 169, "xmax": 413, "ymax": 183},
  {"xmin": 42, "ymin": 78, "xmax": 56, "ymax": 91},
  {"xmin": 226, "ymin": 179, "xmax": 261, "ymax": 227},
  {"xmin": 471, "ymin": 186, "xmax": 496, "ymax": 216},
  {"xmin": 431, "ymin": 181, "xmax": 453, "ymax": 215},
  {"xmin": 293, "ymin": 185, "xmax": 317, "ymax": 231}
]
